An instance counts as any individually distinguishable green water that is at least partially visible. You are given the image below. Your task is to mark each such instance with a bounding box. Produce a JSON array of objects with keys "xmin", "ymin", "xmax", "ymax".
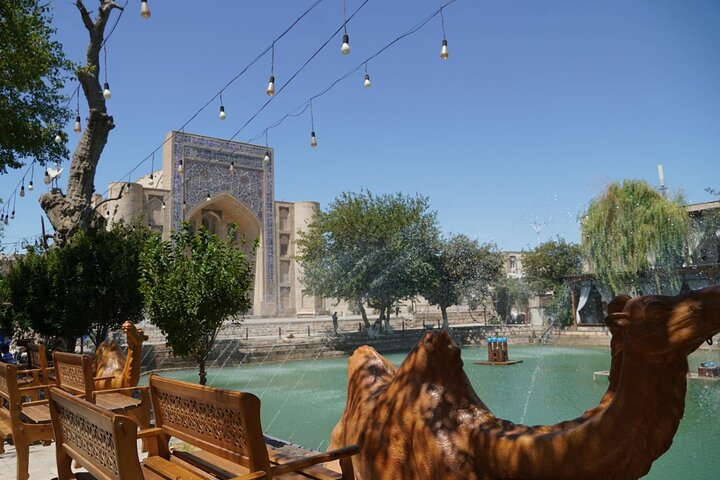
[{"xmin": 149, "ymin": 345, "xmax": 720, "ymax": 479}]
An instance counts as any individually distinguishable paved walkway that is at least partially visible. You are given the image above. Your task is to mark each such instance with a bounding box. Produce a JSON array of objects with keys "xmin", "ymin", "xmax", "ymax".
[{"xmin": 1, "ymin": 440, "xmax": 148, "ymax": 480}]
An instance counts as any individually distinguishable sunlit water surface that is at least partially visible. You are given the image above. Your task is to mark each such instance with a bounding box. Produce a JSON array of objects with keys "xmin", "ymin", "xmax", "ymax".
[{"xmin": 146, "ymin": 345, "xmax": 720, "ymax": 479}]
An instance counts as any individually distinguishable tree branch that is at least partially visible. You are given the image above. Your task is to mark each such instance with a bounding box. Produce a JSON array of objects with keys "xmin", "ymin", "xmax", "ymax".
[
  {"xmin": 75, "ymin": 1, "xmax": 94, "ymax": 31},
  {"xmin": 93, "ymin": 184, "xmax": 126, "ymax": 209}
]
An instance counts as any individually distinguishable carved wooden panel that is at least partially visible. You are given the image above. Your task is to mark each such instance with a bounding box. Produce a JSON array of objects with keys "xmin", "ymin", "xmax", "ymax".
[
  {"xmin": 55, "ymin": 402, "xmax": 119, "ymax": 476},
  {"xmin": 155, "ymin": 390, "xmax": 247, "ymax": 450},
  {"xmin": 57, "ymin": 362, "xmax": 87, "ymax": 392}
]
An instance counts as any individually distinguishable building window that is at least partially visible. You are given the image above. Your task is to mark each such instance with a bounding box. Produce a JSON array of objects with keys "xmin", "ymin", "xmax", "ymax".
[
  {"xmin": 279, "ymin": 207, "xmax": 290, "ymax": 231},
  {"xmin": 279, "ymin": 234, "xmax": 290, "ymax": 256},
  {"xmin": 279, "ymin": 260, "xmax": 290, "ymax": 284},
  {"xmin": 201, "ymin": 211, "xmax": 222, "ymax": 236}
]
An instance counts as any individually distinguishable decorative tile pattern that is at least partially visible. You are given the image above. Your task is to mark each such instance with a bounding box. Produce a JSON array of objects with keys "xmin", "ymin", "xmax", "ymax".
[
  {"xmin": 155, "ymin": 390, "xmax": 247, "ymax": 451},
  {"xmin": 170, "ymin": 132, "xmax": 276, "ymax": 305}
]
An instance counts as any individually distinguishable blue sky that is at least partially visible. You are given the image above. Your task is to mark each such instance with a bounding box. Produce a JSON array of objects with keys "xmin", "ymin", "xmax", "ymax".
[{"xmin": 1, "ymin": 0, "xmax": 718, "ymax": 251}]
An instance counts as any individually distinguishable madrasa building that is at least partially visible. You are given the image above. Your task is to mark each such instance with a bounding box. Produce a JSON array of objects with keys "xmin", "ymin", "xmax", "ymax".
[{"xmin": 99, "ymin": 131, "xmax": 324, "ymax": 317}]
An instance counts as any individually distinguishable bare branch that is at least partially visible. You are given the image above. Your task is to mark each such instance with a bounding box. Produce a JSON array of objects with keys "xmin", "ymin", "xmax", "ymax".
[
  {"xmin": 75, "ymin": 1, "xmax": 95, "ymax": 31},
  {"xmin": 94, "ymin": 184, "xmax": 126, "ymax": 209}
]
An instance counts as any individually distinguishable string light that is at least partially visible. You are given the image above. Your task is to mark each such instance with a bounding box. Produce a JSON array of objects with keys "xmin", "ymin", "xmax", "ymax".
[
  {"xmin": 20, "ymin": 183, "xmax": 25, "ymax": 198},
  {"xmin": 103, "ymin": 46, "xmax": 112, "ymax": 99},
  {"xmin": 309, "ymin": 100, "xmax": 317, "ymax": 148},
  {"xmin": 440, "ymin": 8, "xmax": 449, "ymax": 60},
  {"xmin": 264, "ymin": 130, "xmax": 271, "ymax": 163},
  {"xmin": 148, "ymin": 152, "xmax": 154, "ymax": 186},
  {"xmin": 206, "ymin": 192, "xmax": 211, "ymax": 202},
  {"xmin": 363, "ymin": 62, "xmax": 372, "ymax": 88},
  {"xmin": 266, "ymin": 43, "xmax": 276, "ymax": 96},
  {"xmin": 219, "ymin": 92, "xmax": 226, "ymax": 120},
  {"xmin": 74, "ymin": 91, "xmax": 81, "ymax": 133},
  {"xmin": 229, "ymin": 160, "xmax": 235, "ymax": 173},
  {"xmin": 161, "ymin": 200, "xmax": 166, "ymax": 209},
  {"xmin": 341, "ymin": 0, "xmax": 350, "ymax": 55},
  {"xmin": 177, "ymin": 159, "xmax": 184, "ymax": 175},
  {"xmin": 140, "ymin": 0, "xmax": 151, "ymax": 19},
  {"xmin": 54, "ymin": 131, "xmax": 63, "ymax": 144}
]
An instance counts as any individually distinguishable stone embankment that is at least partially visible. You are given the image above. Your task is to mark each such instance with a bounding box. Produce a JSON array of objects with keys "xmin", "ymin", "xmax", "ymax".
[{"xmin": 136, "ymin": 315, "xmax": 623, "ymax": 373}]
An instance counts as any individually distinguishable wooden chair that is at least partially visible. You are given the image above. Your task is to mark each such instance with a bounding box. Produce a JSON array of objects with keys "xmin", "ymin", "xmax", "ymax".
[
  {"xmin": 0, "ymin": 363, "xmax": 54, "ymax": 480},
  {"xmin": 52, "ymin": 351, "xmax": 151, "ymax": 434},
  {"xmin": 148, "ymin": 374, "xmax": 359, "ymax": 479},
  {"xmin": 26, "ymin": 342, "xmax": 56, "ymax": 384},
  {"xmin": 48, "ymin": 387, "xmax": 266, "ymax": 480}
]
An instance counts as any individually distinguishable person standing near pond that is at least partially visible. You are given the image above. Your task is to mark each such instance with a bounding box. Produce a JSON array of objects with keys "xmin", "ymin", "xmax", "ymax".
[{"xmin": 332, "ymin": 312, "xmax": 338, "ymax": 334}]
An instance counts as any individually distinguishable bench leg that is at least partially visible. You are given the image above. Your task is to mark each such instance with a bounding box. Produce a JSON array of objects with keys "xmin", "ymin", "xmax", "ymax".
[
  {"xmin": 15, "ymin": 439, "xmax": 30, "ymax": 480},
  {"xmin": 339, "ymin": 456, "xmax": 355, "ymax": 480}
]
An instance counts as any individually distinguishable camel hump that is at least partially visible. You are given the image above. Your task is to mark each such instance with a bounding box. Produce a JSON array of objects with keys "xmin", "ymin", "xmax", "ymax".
[{"xmin": 396, "ymin": 330, "xmax": 464, "ymax": 380}]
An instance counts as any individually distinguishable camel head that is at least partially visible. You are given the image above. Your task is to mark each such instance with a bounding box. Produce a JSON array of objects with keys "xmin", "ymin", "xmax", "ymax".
[
  {"xmin": 605, "ymin": 285, "xmax": 720, "ymax": 361},
  {"xmin": 122, "ymin": 321, "xmax": 148, "ymax": 347}
]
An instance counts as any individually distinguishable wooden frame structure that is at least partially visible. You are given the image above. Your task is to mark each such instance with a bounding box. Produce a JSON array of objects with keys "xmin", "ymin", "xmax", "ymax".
[
  {"xmin": 0, "ymin": 363, "xmax": 54, "ymax": 480},
  {"xmin": 148, "ymin": 374, "xmax": 359, "ymax": 479}
]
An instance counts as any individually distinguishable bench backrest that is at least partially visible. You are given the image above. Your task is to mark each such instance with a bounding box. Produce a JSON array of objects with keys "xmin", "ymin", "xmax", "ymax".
[
  {"xmin": 49, "ymin": 386, "xmax": 144, "ymax": 480},
  {"xmin": 0, "ymin": 363, "xmax": 21, "ymax": 419},
  {"xmin": 26, "ymin": 343, "xmax": 51, "ymax": 372},
  {"xmin": 53, "ymin": 352, "xmax": 95, "ymax": 399},
  {"xmin": 149, "ymin": 374, "xmax": 272, "ymax": 473}
]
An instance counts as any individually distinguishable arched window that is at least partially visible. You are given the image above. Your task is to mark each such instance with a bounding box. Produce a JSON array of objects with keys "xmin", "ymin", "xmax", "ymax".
[{"xmin": 201, "ymin": 211, "xmax": 222, "ymax": 236}]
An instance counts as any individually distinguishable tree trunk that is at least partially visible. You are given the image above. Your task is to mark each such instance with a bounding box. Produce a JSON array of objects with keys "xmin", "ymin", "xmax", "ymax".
[
  {"xmin": 39, "ymin": 1, "xmax": 120, "ymax": 246},
  {"xmin": 198, "ymin": 358, "xmax": 207, "ymax": 385},
  {"xmin": 440, "ymin": 305, "xmax": 449, "ymax": 329},
  {"xmin": 358, "ymin": 300, "xmax": 371, "ymax": 329}
]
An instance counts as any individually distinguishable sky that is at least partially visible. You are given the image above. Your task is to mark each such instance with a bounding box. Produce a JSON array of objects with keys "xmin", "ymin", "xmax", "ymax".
[{"xmin": 1, "ymin": 0, "xmax": 719, "ymax": 252}]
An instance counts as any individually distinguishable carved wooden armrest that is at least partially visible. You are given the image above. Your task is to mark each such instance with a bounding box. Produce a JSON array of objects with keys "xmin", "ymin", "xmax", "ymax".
[
  {"xmin": 92, "ymin": 385, "xmax": 150, "ymax": 397},
  {"xmin": 271, "ymin": 445, "xmax": 360, "ymax": 476},
  {"xmin": 136, "ymin": 427, "xmax": 163, "ymax": 439},
  {"xmin": 18, "ymin": 384, "xmax": 51, "ymax": 393},
  {"xmin": 20, "ymin": 399, "xmax": 49, "ymax": 407}
]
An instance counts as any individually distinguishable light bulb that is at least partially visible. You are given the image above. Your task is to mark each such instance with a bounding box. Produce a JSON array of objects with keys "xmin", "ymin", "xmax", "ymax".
[
  {"xmin": 28, "ymin": 180, "xmax": 34, "ymax": 191},
  {"xmin": 229, "ymin": 161, "xmax": 235, "ymax": 173},
  {"xmin": 206, "ymin": 192, "xmax": 211, "ymax": 202},
  {"xmin": 264, "ymin": 151, "xmax": 271, "ymax": 163},
  {"xmin": 364, "ymin": 73, "xmax": 371, "ymax": 88},
  {"xmin": 177, "ymin": 160, "xmax": 184, "ymax": 175},
  {"xmin": 103, "ymin": 82, "xmax": 112, "ymax": 99},
  {"xmin": 219, "ymin": 105, "xmax": 226, "ymax": 120},
  {"xmin": 140, "ymin": 0, "xmax": 151, "ymax": 19},
  {"xmin": 54, "ymin": 131, "xmax": 62, "ymax": 144},
  {"xmin": 341, "ymin": 34, "xmax": 350, "ymax": 55},
  {"xmin": 310, "ymin": 131, "xmax": 317, "ymax": 148},
  {"xmin": 161, "ymin": 201, "xmax": 166, "ymax": 209},
  {"xmin": 73, "ymin": 116, "xmax": 81, "ymax": 133},
  {"xmin": 148, "ymin": 173, "xmax": 154, "ymax": 186},
  {"xmin": 20, "ymin": 185, "xmax": 25, "ymax": 197},
  {"xmin": 182, "ymin": 200, "xmax": 187, "ymax": 211},
  {"xmin": 106, "ymin": 210, "xmax": 110, "ymax": 218},
  {"xmin": 266, "ymin": 75, "xmax": 275, "ymax": 96},
  {"xmin": 440, "ymin": 39, "xmax": 449, "ymax": 60},
  {"xmin": 10, "ymin": 211, "xmax": 14, "ymax": 220},
  {"xmin": 3, "ymin": 215, "xmax": 8, "ymax": 225}
]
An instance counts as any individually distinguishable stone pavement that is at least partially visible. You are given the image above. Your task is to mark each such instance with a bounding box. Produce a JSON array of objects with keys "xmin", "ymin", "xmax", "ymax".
[{"xmin": 0, "ymin": 440, "xmax": 148, "ymax": 480}]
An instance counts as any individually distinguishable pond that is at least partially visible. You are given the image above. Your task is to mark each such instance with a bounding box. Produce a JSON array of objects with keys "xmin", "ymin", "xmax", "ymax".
[{"xmin": 146, "ymin": 344, "xmax": 720, "ymax": 479}]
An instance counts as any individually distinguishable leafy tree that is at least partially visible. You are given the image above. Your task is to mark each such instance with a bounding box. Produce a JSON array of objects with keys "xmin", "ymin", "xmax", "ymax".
[
  {"xmin": 139, "ymin": 224, "xmax": 254, "ymax": 385},
  {"xmin": 581, "ymin": 180, "xmax": 690, "ymax": 295},
  {"xmin": 297, "ymin": 191, "xmax": 439, "ymax": 329},
  {"xmin": 422, "ymin": 234, "xmax": 504, "ymax": 328},
  {"xmin": 522, "ymin": 237, "xmax": 582, "ymax": 295},
  {"xmin": 0, "ymin": 0, "xmax": 71, "ymax": 172},
  {"xmin": 5, "ymin": 223, "xmax": 149, "ymax": 349}
]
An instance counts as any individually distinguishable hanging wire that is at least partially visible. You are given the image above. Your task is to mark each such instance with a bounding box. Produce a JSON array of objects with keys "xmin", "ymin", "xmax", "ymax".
[
  {"xmin": 103, "ymin": 45, "xmax": 109, "ymax": 84},
  {"xmin": 309, "ymin": 99, "xmax": 315, "ymax": 131},
  {"xmin": 270, "ymin": 42, "xmax": 275, "ymax": 77},
  {"xmin": 343, "ymin": 0, "xmax": 348, "ymax": 34},
  {"xmin": 440, "ymin": 7, "xmax": 447, "ymax": 40}
]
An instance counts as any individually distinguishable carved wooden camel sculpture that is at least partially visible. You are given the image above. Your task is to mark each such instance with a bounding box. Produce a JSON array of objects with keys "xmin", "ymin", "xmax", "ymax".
[
  {"xmin": 94, "ymin": 321, "xmax": 148, "ymax": 389},
  {"xmin": 330, "ymin": 285, "xmax": 720, "ymax": 480}
]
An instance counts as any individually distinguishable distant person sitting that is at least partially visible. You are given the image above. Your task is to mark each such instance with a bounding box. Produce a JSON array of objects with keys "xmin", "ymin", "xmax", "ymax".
[{"xmin": 1, "ymin": 343, "xmax": 15, "ymax": 364}]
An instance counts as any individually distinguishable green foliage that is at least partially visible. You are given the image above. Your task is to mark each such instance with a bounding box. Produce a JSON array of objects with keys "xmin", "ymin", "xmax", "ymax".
[
  {"xmin": 5, "ymin": 224, "xmax": 149, "ymax": 348},
  {"xmin": 690, "ymin": 207, "xmax": 720, "ymax": 265},
  {"xmin": 0, "ymin": 0, "xmax": 72, "ymax": 171},
  {"xmin": 296, "ymin": 191, "xmax": 440, "ymax": 328},
  {"xmin": 491, "ymin": 277, "xmax": 531, "ymax": 324},
  {"xmin": 139, "ymin": 223, "xmax": 254, "ymax": 384},
  {"xmin": 581, "ymin": 180, "xmax": 690, "ymax": 294},
  {"xmin": 546, "ymin": 285, "xmax": 574, "ymax": 326},
  {"xmin": 422, "ymin": 234, "xmax": 504, "ymax": 327},
  {"xmin": 522, "ymin": 237, "xmax": 582, "ymax": 295}
]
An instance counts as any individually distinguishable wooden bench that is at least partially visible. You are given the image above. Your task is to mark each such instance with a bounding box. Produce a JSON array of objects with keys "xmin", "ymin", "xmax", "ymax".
[
  {"xmin": 48, "ymin": 386, "xmax": 266, "ymax": 480},
  {"xmin": 0, "ymin": 363, "xmax": 54, "ymax": 480},
  {"xmin": 53, "ymin": 351, "xmax": 151, "ymax": 434},
  {"xmin": 148, "ymin": 374, "xmax": 359, "ymax": 479}
]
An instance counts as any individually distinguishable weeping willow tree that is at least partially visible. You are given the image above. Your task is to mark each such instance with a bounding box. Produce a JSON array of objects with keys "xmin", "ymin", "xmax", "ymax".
[{"xmin": 581, "ymin": 180, "xmax": 690, "ymax": 295}]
